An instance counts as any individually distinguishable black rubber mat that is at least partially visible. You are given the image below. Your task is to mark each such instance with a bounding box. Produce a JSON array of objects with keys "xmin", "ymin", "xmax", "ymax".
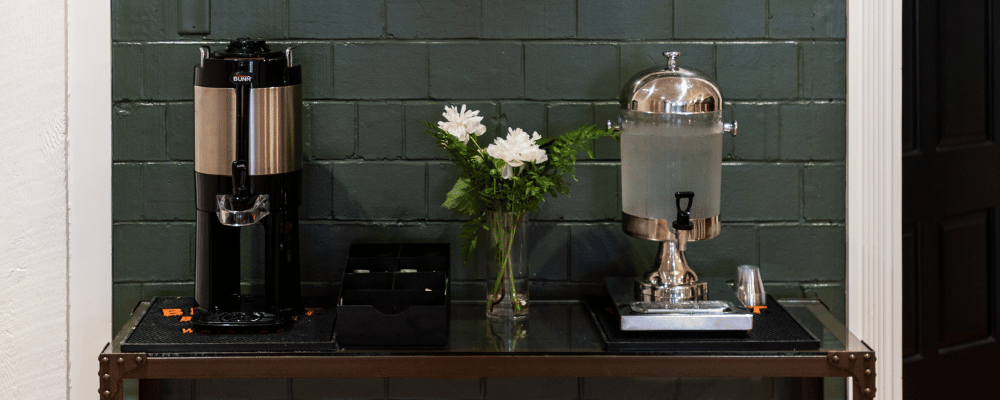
[
  {"xmin": 121, "ymin": 297, "xmax": 336, "ymax": 354},
  {"xmin": 585, "ymin": 295, "xmax": 820, "ymax": 351}
]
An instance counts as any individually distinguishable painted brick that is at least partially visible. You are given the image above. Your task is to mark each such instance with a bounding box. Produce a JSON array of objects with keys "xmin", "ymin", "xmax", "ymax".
[
  {"xmin": 298, "ymin": 224, "xmax": 346, "ymax": 282},
  {"xmin": 674, "ymin": 0, "xmax": 766, "ymax": 39},
  {"xmin": 759, "ymin": 225, "xmax": 845, "ymax": 281},
  {"xmin": 427, "ymin": 162, "xmax": 466, "ymax": 221},
  {"xmin": 677, "ymin": 377, "xmax": 774, "ymax": 400},
  {"xmin": 529, "ymin": 223, "xmax": 570, "ymax": 281},
  {"xmin": 291, "ymin": 43, "xmax": 334, "ymax": 100},
  {"xmin": 482, "ymin": 0, "xmax": 575, "ymax": 39},
  {"xmin": 301, "ymin": 163, "xmax": 333, "ymax": 220},
  {"xmin": 546, "ymin": 103, "xmax": 594, "ymax": 159},
  {"xmin": 112, "ymin": 283, "xmax": 142, "ymax": 334},
  {"xmin": 405, "ymin": 102, "xmax": 497, "ymax": 160},
  {"xmin": 357, "ymin": 103, "xmax": 404, "ymax": 159},
  {"xmin": 113, "ymin": 223, "xmax": 194, "ymax": 282},
  {"xmin": 536, "ymin": 163, "xmax": 619, "ymax": 221},
  {"xmin": 578, "ymin": 0, "xmax": 672, "ymax": 40},
  {"xmin": 112, "ymin": 44, "xmax": 142, "ymax": 101},
  {"xmin": 389, "ymin": 377, "xmax": 481, "ymax": 399},
  {"xmin": 802, "ymin": 281, "xmax": 846, "ymax": 321},
  {"xmin": 685, "ymin": 224, "xmax": 758, "ymax": 279},
  {"xmin": 195, "ymin": 378, "xmax": 290, "ymax": 400},
  {"xmin": 803, "ymin": 163, "xmax": 845, "ymax": 221},
  {"xmin": 583, "ymin": 377, "xmax": 678, "ymax": 400},
  {"xmin": 293, "ymin": 378, "xmax": 387, "ymax": 400},
  {"xmin": 289, "ymin": 0, "xmax": 385, "ymax": 39},
  {"xmin": 769, "ymin": 0, "xmax": 846, "ymax": 39},
  {"xmin": 160, "ymin": 379, "xmax": 194, "ymax": 400},
  {"xmin": 721, "ymin": 163, "xmax": 800, "ymax": 221},
  {"xmin": 113, "ymin": 102, "xmax": 167, "ymax": 161},
  {"xmin": 387, "ymin": 0, "xmax": 482, "ymax": 39},
  {"xmin": 333, "ymin": 162, "xmax": 426, "ymax": 220},
  {"xmin": 570, "ymin": 223, "xmax": 658, "ymax": 281},
  {"xmin": 207, "ymin": 0, "xmax": 287, "ymax": 40},
  {"xmin": 802, "ymin": 42, "xmax": 847, "ymax": 99},
  {"xmin": 547, "ymin": 103, "xmax": 593, "ymax": 136},
  {"xmin": 141, "ymin": 162, "xmax": 195, "ymax": 221},
  {"xmin": 334, "ymin": 43, "xmax": 428, "ymax": 99},
  {"xmin": 311, "ymin": 102, "xmax": 356, "ymax": 160},
  {"xmin": 498, "ymin": 102, "xmax": 547, "ymax": 140},
  {"xmin": 779, "ymin": 102, "xmax": 846, "ymax": 160},
  {"xmin": 731, "ymin": 102, "xmax": 781, "ymax": 160},
  {"xmin": 144, "ymin": 43, "xmax": 205, "ymax": 101},
  {"xmin": 620, "ymin": 42, "xmax": 715, "ymax": 89},
  {"xmin": 166, "ymin": 102, "xmax": 194, "ymax": 161},
  {"xmin": 142, "ymin": 283, "xmax": 195, "ymax": 301},
  {"xmin": 429, "ymin": 42, "xmax": 524, "ymax": 99},
  {"xmin": 593, "ymin": 102, "xmax": 621, "ymax": 160},
  {"xmin": 763, "ymin": 282, "xmax": 806, "ymax": 299},
  {"xmin": 525, "ymin": 44, "xmax": 618, "ymax": 100},
  {"xmin": 111, "ymin": 0, "xmax": 164, "ymax": 41},
  {"xmin": 113, "ymin": 163, "xmax": 143, "ymax": 221},
  {"xmin": 485, "ymin": 377, "xmax": 577, "ymax": 400},
  {"xmin": 717, "ymin": 42, "xmax": 798, "ymax": 100}
]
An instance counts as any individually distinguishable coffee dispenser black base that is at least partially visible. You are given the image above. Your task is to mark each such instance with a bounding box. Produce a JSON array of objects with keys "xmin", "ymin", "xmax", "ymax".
[{"xmin": 193, "ymin": 295, "xmax": 296, "ymax": 332}]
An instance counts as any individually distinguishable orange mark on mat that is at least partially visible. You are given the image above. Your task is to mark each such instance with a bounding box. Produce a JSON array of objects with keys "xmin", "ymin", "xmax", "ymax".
[
  {"xmin": 752, "ymin": 306, "xmax": 768, "ymax": 314},
  {"xmin": 190, "ymin": 308, "xmax": 195, "ymax": 315},
  {"xmin": 162, "ymin": 308, "xmax": 183, "ymax": 317},
  {"xmin": 182, "ymin": 328, "xmax": 193, "ymax": 334},
  {"xmin": 180, "ymin": 316, "xmax": 192, "ymax": 322}
]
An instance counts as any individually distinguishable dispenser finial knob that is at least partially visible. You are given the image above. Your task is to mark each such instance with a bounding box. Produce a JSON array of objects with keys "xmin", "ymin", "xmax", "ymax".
[{"xmin": 663, "ymin": 51, "xmax": 681, "ymax": 71}]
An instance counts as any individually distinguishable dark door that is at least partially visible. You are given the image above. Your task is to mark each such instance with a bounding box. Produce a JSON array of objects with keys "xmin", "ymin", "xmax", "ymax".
[{"xmin": 903, "ymin": 0, "xmax": 1000, "ymax": 398}]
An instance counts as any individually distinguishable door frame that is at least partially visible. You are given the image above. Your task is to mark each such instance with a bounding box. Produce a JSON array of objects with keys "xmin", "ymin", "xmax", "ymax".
[
  {"xmin": 846, "ymin": 0, "xmax": 903, "ymax": 398},
  {"xmin": 65, "ymin": 0, "xmax": 904, "ymax": 398}
]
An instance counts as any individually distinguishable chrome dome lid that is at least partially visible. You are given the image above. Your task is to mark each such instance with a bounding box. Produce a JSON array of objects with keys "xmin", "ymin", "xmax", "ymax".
[{"xmin": 620, "ymin": 52, "xmax": 722, "ymax": 114}]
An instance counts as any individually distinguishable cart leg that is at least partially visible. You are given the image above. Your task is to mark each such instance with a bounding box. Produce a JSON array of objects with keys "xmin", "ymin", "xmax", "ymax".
[{"xmin": 138, "ymin": 379, "xmax": 161, "ymax": 400}]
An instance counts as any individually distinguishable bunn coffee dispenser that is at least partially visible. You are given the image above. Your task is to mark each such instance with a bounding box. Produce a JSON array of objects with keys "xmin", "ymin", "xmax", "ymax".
[
  {"xmin": 192, "ymin": 38, "xmax": 303, "ymax": 331},
  {"xmin": 605, "ymin": 52, "xmax": 749, "ymax": 330}
]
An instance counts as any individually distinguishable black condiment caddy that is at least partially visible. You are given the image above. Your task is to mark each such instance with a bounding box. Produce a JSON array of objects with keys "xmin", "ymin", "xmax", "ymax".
[{"xmin": 336, "ymin": 243, "xmax": 450, "ymax": 347}]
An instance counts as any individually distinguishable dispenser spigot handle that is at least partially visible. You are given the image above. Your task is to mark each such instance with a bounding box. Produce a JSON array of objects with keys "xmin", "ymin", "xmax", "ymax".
[
  {"xmin": 673, "ymin": 191, "xmax": 694, "ymax": 231},
  {"xmin": 232, "ymin": 160, "xmax": 250, "ymax": 200}
]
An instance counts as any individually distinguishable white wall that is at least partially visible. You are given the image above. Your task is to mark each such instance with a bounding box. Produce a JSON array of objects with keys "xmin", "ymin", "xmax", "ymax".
[{"xmin": 0, "ymin": 1, "xmax": 69, "ymax": 399}]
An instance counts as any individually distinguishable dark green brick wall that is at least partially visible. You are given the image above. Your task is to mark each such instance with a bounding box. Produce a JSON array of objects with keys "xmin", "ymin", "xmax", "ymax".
[{"xmin": 113, "ymin": 1, "xmax": 846, "ymax": 398}]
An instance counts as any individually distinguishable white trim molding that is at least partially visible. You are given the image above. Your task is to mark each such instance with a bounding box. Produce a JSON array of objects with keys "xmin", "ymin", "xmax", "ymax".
[
  {"xmin": 846, "ymin": 0, "xmax": 903, "ymax": 399},
  {"xmin": 67, "ymin": 0, "xmax": 112, "ymax": 399}
]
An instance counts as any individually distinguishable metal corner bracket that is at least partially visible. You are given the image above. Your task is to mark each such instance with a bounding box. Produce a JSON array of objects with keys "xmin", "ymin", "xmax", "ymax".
[
  {"xmin": 98, "ymin": 349, "xmax": 148, "ymax": 400},
  {"xmin": 827, "ymin": 348, "xmax": 877, "ymax": 399}
]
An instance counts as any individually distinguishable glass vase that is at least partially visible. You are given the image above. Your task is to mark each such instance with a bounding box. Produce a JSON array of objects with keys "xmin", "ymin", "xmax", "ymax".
[{"xmin": 483, "ymin": 210, "xmax": 529, "ymax": 319}]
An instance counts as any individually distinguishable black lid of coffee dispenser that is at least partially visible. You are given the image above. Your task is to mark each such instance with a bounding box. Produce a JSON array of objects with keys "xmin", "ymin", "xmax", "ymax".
[{"xmin": 194, "ymin": 38, "xmax": 301, "ymax": 89}]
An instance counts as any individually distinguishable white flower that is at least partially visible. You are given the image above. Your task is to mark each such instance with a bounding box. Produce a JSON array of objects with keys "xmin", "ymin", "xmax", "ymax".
[
  {"xmin": 437, "ymin": 104, "xmax": 487, "ymax": 144},
  {"xmin": 486, "ymin": 128, "xmax": 548, "ymax": 179}
]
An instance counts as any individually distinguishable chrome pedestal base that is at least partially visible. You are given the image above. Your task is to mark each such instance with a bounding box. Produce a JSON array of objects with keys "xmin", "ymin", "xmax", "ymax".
[{"xmin": 605, "ymin": 277, "xmax": 753, "ymax": 331}]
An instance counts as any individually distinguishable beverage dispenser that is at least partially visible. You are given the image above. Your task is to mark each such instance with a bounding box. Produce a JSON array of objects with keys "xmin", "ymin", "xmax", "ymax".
[
  {"xmin": 606, "ymin": 52, "xmax": 749, "ymax": 330},
  {"xmin": 192, "ymin": 38, "xmax": 303, "ymax": 331}
]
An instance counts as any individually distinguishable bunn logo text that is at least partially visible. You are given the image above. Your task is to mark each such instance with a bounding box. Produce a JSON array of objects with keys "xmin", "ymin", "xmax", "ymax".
[{"xmin": 231, "ymin": 72, "xmax": 252, "ymax": 84}]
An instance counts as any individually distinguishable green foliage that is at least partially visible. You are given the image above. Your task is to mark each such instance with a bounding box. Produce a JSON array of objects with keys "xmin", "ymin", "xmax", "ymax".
[{"xmin": 421, "ymin": 120, "xmax": 619, "ymax": 262}]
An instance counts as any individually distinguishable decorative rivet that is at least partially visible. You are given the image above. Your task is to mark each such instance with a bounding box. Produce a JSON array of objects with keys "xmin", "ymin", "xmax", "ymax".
[
  {"xmin": 104, "ymin": 390, "xmax": 111, "ymax": 396},
  {"xmin": 136, "ymin": 356, "xmax": 143, "ymax": 363},
  {"xmin": 864, "ymin": 353, "xmax": 871, "ymax": 361},
  {"xmin": 832, "ymin": 355, "xmax": 840, "ymax": 362},
  {"xmin": 849, "ymin": 354, "xmax": 856, "ymax": 361},
  {"xmin": 101, "ymin": 357, "xmax": 108, "ymax": 364},
  {"xmin": 102, "ymin": 374, "xmax": 109, "ymax": 380},
  {"xmin": 116, "ymin": 357, "xmax": 124, "ymax": 364},
  {"xmin": 865, "ymin": 369, "xmax": 871, "ymax": 376},
  {"xmin": 865, "ymin": 388, "xmax": 872, "ymax": 394}
]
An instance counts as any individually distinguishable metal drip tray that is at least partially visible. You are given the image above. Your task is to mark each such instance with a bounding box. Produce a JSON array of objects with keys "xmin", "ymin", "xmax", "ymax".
[
  {"xmin": 605, "ymin": 277, "xmax": 753, "ymax": 331},
  {"xmin": 630, "ymin": 300, "xmax": 733, "ymax": 314}
]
